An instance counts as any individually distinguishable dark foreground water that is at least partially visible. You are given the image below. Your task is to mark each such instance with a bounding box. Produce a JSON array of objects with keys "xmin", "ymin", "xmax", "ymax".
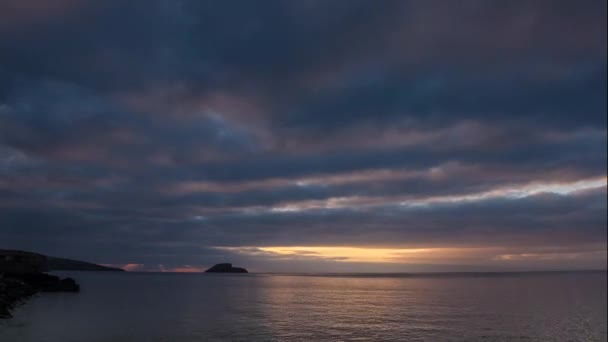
[{"xmin": 1, "ymin": 271, "xmax": 606, "ymax": 341}]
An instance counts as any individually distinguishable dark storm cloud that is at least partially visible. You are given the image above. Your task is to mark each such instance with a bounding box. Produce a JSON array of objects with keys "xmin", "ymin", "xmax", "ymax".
[{"xmin": 0, "ymin": 0, "xmax": 606, "ymax": 270}]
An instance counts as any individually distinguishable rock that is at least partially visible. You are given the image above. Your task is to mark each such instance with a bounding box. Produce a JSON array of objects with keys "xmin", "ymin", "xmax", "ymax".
[
  {"xmin": 60, "ymin": 278, "xmax": 80, "ymax": 292},
  {"xmin": 204, "ymin": 263, "xmax": 248, "ymax": 273},
  {"xmin": 0, "ymin": 272, "xmax": 80, "ymax": 319},
  {"xmin": 0, "ymin": 307, "xmax": 11, "ymax": 319},
  {"xmin": 0, "ymin": 275, "xmax": 37, "ymax": 319},
  {"xmin": 13, "ymin": 272, "xmax": 80, "ymax": 292}
]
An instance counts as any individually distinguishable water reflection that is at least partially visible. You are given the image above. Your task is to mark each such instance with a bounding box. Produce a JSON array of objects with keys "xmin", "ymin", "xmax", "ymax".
[{"xmin": 1, "ymin": 272, "xmax": 606, "ymax": 341}]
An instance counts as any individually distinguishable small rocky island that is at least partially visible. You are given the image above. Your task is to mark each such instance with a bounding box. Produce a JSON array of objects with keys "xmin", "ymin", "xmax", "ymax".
[
  {"xmin": 1, "ymin": 249, "xmax": 123, "ymax": 318},
  {"xmin": 205, "ymin": 263, "xmax": 248, "ymax": 273}
]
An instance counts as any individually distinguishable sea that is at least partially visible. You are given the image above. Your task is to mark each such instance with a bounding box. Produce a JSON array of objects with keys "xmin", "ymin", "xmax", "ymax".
[{"xmin": 0, "ymin": 271, "xmax": 606, "ymax": 341}]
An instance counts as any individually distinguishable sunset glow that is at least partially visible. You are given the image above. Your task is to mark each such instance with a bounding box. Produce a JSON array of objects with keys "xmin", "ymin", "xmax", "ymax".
[
  {"xmin": 1, "ymin": 2, "xmax": 605, "ymax": 341},
  {"xmin": 257, "ymin": 246, "xmax": 436, "ymax": 263}
]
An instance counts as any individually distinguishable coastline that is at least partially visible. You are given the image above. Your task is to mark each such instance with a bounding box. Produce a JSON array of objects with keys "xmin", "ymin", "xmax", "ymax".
[
  {"xmin": 1, "ymin": 249, "xmax": 126, "ymax": 318},
  {"xmin": 0, "ymin": 273, "xmax": 79, "ymax": 319},
  {"xmin": 0, "ymin": 275, "xmax": 37, "ymax": 319}
]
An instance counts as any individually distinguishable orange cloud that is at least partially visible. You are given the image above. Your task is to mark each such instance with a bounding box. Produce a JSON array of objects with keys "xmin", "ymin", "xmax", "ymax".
[
  {"xmin": 164, "ymin": 266, "xmax": 204, "ymax": 273},
  {"xmin": 122, "ymin": 263, "xmax": 144, "ymax": 271}
]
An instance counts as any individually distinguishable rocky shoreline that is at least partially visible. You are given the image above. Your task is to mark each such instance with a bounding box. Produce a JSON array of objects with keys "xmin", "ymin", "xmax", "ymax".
[{"xmin": 0, "ymin": 273, "xmax": 79, "ymax": 319}]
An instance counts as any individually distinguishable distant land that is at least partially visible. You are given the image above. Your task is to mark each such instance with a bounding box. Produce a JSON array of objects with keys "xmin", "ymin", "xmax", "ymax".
[
  {"xmin": 1, "ymin": 249, "xmax": 116, "ymax": 318},
  {"xmin": 205, "ymin": 263, "xmax": 248, "ymax": 273},
  {"xmin": 0, "ymin": 249, "xmax": 124, "ymax": 272},
  {"xmin": 47, "ymin": 256, "xmax": 124, "ymax": 272}
]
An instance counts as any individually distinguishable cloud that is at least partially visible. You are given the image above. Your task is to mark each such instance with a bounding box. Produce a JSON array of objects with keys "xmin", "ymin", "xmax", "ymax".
[{"xmin": 0, "ymin": 0, "xmax": 605, "ymax": 271}]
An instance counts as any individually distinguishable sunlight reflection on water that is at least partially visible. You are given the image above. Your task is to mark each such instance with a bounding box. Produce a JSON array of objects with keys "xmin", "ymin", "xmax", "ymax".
[{"xmin": 1, "ymin": 272, "xmax": 606, "ymax": 341}]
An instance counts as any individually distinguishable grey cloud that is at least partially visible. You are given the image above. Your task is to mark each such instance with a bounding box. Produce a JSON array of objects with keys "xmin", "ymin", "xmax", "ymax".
[{"xmin": 0, "ymin": 0, "xmax": 605, "ymax": 271}]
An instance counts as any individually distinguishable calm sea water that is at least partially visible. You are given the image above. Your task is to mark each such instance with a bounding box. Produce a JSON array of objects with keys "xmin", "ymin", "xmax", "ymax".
[{"xmin": 1, "ymin": 271, "xmax": 606, "ymax": 341}]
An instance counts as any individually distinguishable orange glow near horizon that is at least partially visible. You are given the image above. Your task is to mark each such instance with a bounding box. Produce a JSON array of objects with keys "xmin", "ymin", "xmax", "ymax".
[
  {"xmin": 122, "ymin": 263, "xmax": 143, "ymax": 271},
  {"xmin": 226, "ymin": 246, "xmax": 475, "ymax": 264},
  {"xmin": 104, "ymin": 247, "xmax": 606, "ymax": 272},
  {"xmin": 168, "ymin": 266, "xmax": 204, "ymax": 273},
  {"xmin": 216, "ymin": 245, "xmax": 607, "ymax": 265}
]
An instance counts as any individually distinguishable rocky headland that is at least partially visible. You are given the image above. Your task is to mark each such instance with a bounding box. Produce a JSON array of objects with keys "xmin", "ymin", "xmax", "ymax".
[
  {"xmin": 0, "ymin": 272, "xmax": 79, "ymax": 318},
  {"xmin": 205, "ymin": 263, "xmax": 248, "ymax": 273},
  {"xmin": 1, "ymin": 249, "xmax": 123, "ymax": 319},
  {"xmin": 47, "ymin": 256, "xmax": 125, "ymax": 272}
]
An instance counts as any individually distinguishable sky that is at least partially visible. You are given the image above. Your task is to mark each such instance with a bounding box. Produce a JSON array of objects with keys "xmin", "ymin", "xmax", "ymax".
[{"xmin": 0, "ymin": 0, "xmax": 606, "ymax": 273}]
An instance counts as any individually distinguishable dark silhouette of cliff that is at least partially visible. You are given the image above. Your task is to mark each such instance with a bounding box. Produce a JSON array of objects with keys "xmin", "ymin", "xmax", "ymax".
[
  {"xmin": 205, "ymin": 263, "xmax": 248, "ymax": 273},
  {"xmin": 1, "ymin": 249, "xmax": 122, "ymax": 318},
  {"xmin": 1, "ymin": 249, "xmax": 124, "ymax": 273},
  {"xmin": 47, "ymin": 256, "xmax": 124, "ymax": 272}
]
